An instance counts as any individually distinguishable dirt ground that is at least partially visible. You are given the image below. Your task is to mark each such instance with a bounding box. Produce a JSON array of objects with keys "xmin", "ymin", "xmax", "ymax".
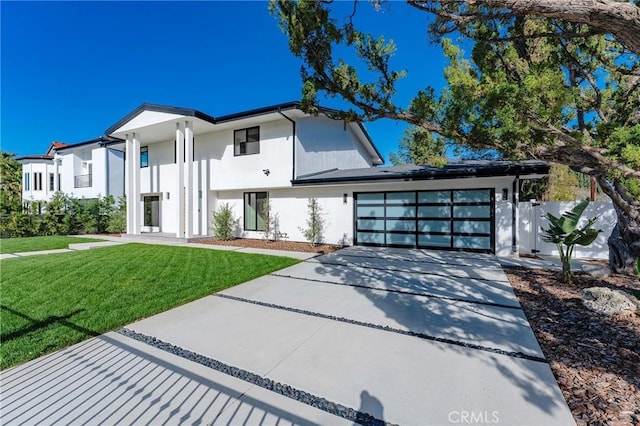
[{"xmin": 506, "ymin": 268, "xmax": 640, "ymax": 426}]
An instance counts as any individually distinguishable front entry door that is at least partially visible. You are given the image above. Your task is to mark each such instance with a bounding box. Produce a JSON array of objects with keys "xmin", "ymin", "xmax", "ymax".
[{"xmin": 143, "ymin": 195, "xmax": 160, "ymax": 232}]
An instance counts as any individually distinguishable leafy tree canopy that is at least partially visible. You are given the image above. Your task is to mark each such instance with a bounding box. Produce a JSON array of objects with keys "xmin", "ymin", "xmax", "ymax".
[
  {"xmin": 271, "ymin": 0, "xmax": 640, "ymax": 273},
  {"xmin": 0, "ymin": 151, "xmax": 22, "ymax": 215}
]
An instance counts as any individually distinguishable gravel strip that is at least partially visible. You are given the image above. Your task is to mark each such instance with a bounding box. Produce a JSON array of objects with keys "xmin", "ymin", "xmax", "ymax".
[{"xmin": 118, "ymin": 328, "xmax": 393, "ymax": 426}]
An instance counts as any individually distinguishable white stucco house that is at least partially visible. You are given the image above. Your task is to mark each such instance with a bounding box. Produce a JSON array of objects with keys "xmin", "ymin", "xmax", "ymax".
[
  {"xmin": 18, "ymin": 137, "xmax": 125, "ymax": 203},
  {"xmin": 105, "ymin": 101, "xmax": 548, "ymax": 256}
]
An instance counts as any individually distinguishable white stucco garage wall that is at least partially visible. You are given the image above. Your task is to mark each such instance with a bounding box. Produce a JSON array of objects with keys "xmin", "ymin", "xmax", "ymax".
[{"xmin": 211, "ymin": 175, "xmax": 519, "ymax": 256}]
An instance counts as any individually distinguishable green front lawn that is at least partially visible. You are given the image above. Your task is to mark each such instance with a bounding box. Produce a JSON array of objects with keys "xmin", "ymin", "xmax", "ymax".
[
  {"xmin": 0, "ymin": 235, "xmax": 105, "ymax": 254},
  {"xmin": 0, "ymin": 243, "xmax": 299, "ymax": 369}
]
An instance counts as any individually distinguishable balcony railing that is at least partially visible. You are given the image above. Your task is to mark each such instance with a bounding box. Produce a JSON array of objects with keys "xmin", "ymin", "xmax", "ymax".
[{"xmin": 74, "ymin": 174, "xmax": 92, "ymax": 188}]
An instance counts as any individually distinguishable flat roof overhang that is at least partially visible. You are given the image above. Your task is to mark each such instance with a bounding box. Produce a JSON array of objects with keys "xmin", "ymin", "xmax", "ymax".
[{"xmin": 291, "ymin": 162, "xmax": 550, "ymax": 187}]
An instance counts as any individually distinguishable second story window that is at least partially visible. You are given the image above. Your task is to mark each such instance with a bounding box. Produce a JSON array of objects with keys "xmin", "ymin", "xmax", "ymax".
[
  {"xmin": 34, "ymin": 172, "xmax": 43, "ymax": 191},
  {"xmin": 24, "ymin": 173, "xmax": 30, "ymax": 191},
  {"xmin": 234, "ymin": 126, "xmax": 260, "ymax": 156},
  {"xmin": 49, "ymin": 173, "xmax": 55, "ymax": 191},
  {"xmin": 141, "ymin": 146, "xmax": 149, "ymax": 168}
]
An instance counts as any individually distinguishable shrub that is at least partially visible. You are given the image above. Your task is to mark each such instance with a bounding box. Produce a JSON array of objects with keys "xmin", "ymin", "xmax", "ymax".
[
  {"xmin": 299, "ymin": 197, "xmax": 324, "ymax": 247},
  {"xmin": 107, "ymin": 196, "xmax": 126, "ymax": 234},
  {"xmin": 210, "ymin": 203, "xmax": 238, "ymax": 240}
]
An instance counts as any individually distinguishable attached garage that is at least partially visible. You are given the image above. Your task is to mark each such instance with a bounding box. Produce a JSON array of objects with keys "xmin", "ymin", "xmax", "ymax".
[
  {"xmin": 355, "ymin": 189, "xmax": 495, "ymax": 252},
  {"xmin": 292, "ymin": 160, "xmax": 550, "ymax": 256}
]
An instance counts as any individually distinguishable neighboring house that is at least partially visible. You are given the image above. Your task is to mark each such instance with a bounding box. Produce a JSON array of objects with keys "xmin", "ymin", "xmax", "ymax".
[
  {"xmin": 106, "ymin": 101, "xmax": 549, "ymax": 256},
  {"xmin": 18, "ymin": 137, "xmax": 125, "ymax": 203}
]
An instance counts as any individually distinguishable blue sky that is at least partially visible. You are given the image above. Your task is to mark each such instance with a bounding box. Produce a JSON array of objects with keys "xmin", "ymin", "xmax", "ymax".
[{"xmin": 1, "ymin": 1, "xmax": 447, "ymax": 162}]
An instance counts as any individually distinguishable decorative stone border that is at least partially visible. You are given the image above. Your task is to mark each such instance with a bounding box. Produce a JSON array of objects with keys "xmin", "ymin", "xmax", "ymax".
[
  {"xmin": 118, "ymin": 328, "xmax": 393, "ymax": 426},
  {"xmin": 271, "ymin": 272, "xmax": 522, "ymax": 310},
  {"xmin": 216, "ymin": 293, "xmax": 548, "ymax": 364}
]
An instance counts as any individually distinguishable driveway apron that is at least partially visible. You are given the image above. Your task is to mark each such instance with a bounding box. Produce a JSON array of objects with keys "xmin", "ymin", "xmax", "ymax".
[{"xmin": 1, "ymin": 246, "xmax": 574, "ymax": 425}]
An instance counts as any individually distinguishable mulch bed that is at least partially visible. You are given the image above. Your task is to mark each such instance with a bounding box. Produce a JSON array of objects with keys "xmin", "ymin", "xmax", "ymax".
[
  {"xmin": 505, "ymin": 267, "xmax": 640, "ymax": 426},
  {"xmin": 195, "ymin": 238, "xmax": 341, "ymax": 254}
]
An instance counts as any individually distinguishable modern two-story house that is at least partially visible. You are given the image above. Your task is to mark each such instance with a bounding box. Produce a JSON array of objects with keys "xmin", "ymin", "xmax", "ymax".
[
  {"xmin": 105, "ymin": 101, "xmax": 548, "ymax": 256},
  {"xmin": 18, "ymin": 137, "xmax": 125, "ymax": 203}
]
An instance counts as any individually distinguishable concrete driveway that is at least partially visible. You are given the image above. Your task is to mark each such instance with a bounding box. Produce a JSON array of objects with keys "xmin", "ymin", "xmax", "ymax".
[{"xmin": 1, "ymin": 246, "xmax": 574, "ymax": 425}]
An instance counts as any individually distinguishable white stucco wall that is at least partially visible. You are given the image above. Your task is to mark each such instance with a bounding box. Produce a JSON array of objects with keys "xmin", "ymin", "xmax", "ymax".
[
  {"xmin": 296, "ymin": 117, "xmax": 373, "ymax": 177},
  {"xmin": 21, "ymin": 160, "xmax": 57, "ymax": 203},
  {"xmin": 210, "ymin": 175, "xmax": 519, "ymax": 256},
  {"xmin": 519, "ymin": 201, "xmax": 615, "ymax": 259}
]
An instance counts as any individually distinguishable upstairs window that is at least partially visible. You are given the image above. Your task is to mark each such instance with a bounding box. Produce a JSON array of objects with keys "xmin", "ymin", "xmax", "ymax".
[
  {"xmin": 34, "ymin": 172, "xmax": 43, "ymax": 191},
  {"xmin": 49, "ymin": 173, "xmax": 55, "ymax": 191},
  {"xmin": 234, "ymin": 126, "xmax": 260, "ymax": 156},
  {"xmin": 141, "ymin": 146, "xmax": 149, "ymax": 168},
  {"xmin": 24, "ymin": 173, "xmax": 30, "ymax": 191}
]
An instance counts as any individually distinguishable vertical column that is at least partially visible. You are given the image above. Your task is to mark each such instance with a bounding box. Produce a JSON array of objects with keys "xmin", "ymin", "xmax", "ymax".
[
  {"xmin": 185, "ymin": 121, "xmax": 194, "ymax": 238},
  {"xmin": 176, "ymin": 123, "xmax": 185, "ymax": 238},
  {"xmin": 132, "ymin": 134, "xmax": 141, "ymax": 235},
  {"xmin": 125, "ymin": 134, "xmax": 133, "ymax": 234}
]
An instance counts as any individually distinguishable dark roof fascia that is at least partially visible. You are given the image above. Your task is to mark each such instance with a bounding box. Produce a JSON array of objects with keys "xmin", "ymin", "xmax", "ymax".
[
  {"xmin": 54, "ymin": 136, "xmax": 124, "ymax": 152},
  {"xmin": 16, "ymin": 155, "xmax": 54, "ymax": 161},
  {"xmin": 105, "ymin": 103, "xmax": 217, "ymax": 135},
  {"xmin": 291, "ymin": 162, "xmax": 550, "ymax": 186},
  {"xmin": 214, "ymin": 101, "xmax": 302, "ymax": 124}
]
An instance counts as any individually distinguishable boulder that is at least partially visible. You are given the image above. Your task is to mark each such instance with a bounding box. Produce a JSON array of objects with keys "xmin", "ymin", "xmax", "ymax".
[
  {"xmin": 581, "ymin": 263, "xmax": 611, "ymax": 278},
  {"xmin": 582, "ymin": 287, "xmax": 638, "ymax": 316}
]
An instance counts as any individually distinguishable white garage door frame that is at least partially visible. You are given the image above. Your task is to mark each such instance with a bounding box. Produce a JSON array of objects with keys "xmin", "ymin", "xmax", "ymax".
[{"xmin": 354, "ymin": 188, "xmax": 496, "ymax": 253}]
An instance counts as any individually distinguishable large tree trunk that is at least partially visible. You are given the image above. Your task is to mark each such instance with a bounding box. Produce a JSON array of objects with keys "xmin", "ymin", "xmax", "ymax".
[
  {"xmin": 410, "ymin": 0, "xmax": 640, "ymax": 55},
  {"xmin": 608, "ymin": 204, "xmax": 640, "ymax": 275}
]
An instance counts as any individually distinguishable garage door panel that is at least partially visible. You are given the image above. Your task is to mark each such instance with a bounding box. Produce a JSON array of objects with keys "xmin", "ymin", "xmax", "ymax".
[
  {"xmin": 386, "ymin": 206, "xmax": 416, "ymax": 217},
  {"xmin": 418, "ymin": 220, "xmax": 451, "ymax": 233},
  {"xmin": 357, "ymin": 219, "xmax": 384, "ymax": 231},
  {"xmin": 452, "ymin": 205, "xmax": 491, "ymax": 218},
  {"xmin": 358, "ymin": 193, "xmax": 384, "ymax": 204},
  {"xmin": 357, "ymin": 232, "xmax": 385, "ymax": 244},
  {"xmin": 357, "ymin": 205, "xmax": 385, "ymax": 217},
  {"xmin": 453, "ymin": 189, "xmax": 491, "ymax": 203},
  {"xmin": 386, "ymin": 192, "xmax": 416, "ymax": 204},
  {"xmin": 387, "ymin": 233, "xmax": 416, "ymax": 246},
  {"xmin": 386, "ymin": 219, "xmax": 416, "ymax": 232},
  {"xmin": 418, "ymin": 191, "xmax": 451, "ymax": 203},
  {"xmin": 454, "ymin": 236, "xmax": 492, "ymax": 250},
  {"xmin": 418, "ymin": 206, "xmax": 450, "ymax": 218},
  {"xmin": 453, "ymin": 220, "xmax": 491, "ymax": 234},
  {"xmin": 355, "ymin": 189, "xmax": 495, "ymax": 253},
  {"xmin": 418, "ymin": 234, "xmax": 451, "ymax": 247}
]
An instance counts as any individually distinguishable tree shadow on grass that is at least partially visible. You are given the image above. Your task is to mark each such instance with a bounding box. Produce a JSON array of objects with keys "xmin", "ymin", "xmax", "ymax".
[{"xmin": 0, "ymin": 305, "xmax": 99, "ymax": 343}]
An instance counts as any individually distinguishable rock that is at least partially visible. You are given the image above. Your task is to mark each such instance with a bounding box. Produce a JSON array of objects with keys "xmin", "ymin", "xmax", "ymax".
[
  {"xmin": 582, "ymin": 263, "xmax": 611, "ymax": 278},
  {"xmin": 582, "ymin": 287, "xmax": 639, "ymax": 316}
]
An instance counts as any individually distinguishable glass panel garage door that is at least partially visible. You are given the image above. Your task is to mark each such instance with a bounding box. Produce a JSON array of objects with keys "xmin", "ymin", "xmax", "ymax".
[{"xmin": 355, "ymin": 189, "xmax": 494, "ymax": 252}]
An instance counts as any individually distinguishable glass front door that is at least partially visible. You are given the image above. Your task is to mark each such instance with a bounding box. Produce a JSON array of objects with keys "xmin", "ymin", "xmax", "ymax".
[{"xmin": 143, "ymin": 195, "xmax": 160, "ymax": 232}]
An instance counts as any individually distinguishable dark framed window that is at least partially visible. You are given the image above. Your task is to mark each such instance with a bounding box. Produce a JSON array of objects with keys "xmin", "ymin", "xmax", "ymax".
[
  {"xmin": 234, "ymin": 127, "xmax": 260, "ymax": 156},
  {"xmin": 34, "ymin": 172, "xmax": 43, "ymax": 191},
  {"xmin": 173, "ymin": 138, "xmax": 195, "ymax": 163},
  {"xmin": 243, "ymin": 192, "xmax": 268, "ymax": 231},
  {"xmin": 49, "ymin": 173, "xmax": 55, "ymax": 191},
  {"xmin": 58, "ymin": 173, "xmax": 61, "ymax": 191},
  {"xmin": 140, "ymin": 146, "xmax": 149, "ymax": 168}
]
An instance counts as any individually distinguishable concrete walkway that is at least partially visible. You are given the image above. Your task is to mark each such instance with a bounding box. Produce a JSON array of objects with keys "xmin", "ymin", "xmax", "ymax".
[{"xmin": 1, "ymin": 246, "xmax": 574, "ymax": 425}]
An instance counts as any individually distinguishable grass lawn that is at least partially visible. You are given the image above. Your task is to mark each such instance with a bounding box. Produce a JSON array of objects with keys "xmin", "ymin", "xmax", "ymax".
[
  {"xmin": 0, "ymin": 235, "xmax": 105, "ymax": 254},
  {"xmin": 0, "ymin": 243, "xmax": 299, "ymax": 370}
]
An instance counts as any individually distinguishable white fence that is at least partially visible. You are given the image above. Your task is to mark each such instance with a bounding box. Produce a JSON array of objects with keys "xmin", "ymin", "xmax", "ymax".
[{"xmin": 519, "ymin": 201, "xmax": 616, "ymax": 260}]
